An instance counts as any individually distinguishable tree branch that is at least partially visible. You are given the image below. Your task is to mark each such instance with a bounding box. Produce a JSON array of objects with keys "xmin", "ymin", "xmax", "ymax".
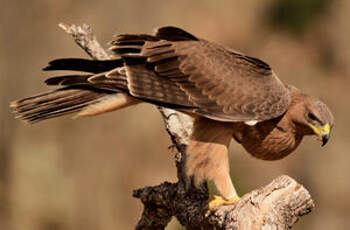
[{"xmin": 58, "ymin": 23, "xmax": 315, "ymax": 230}]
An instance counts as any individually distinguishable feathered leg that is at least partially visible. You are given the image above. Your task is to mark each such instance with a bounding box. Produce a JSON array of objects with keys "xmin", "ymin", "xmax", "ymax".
[{"xmin": 185, "ymin": 117, "xmax": 239, "ymax": 209}]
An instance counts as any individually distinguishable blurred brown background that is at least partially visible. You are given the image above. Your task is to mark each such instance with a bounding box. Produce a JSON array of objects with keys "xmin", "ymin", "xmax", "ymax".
[{"xmin": 1, "ymin": 0, "xmax": 349, "ymax": 229}]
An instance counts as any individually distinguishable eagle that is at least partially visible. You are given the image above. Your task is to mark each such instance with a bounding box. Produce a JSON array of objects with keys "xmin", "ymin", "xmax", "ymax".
[{"xmin": 11, "ymin": 26, "xmax": 334, "ymax": 210}]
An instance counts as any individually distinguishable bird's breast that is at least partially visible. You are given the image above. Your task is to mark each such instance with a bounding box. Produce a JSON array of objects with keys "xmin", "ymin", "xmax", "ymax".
[{"xmin": 234, "ymin": 120, "xmax": 303, "ymax": 161}]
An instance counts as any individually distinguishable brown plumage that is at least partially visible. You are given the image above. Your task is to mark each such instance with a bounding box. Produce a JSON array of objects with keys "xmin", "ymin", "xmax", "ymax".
[{"xmin": 10, "ymin": 26, "xmax": 334, "ymax": 204}]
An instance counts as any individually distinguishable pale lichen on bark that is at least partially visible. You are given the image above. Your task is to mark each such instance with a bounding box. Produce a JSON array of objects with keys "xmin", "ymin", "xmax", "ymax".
[{"xmin": 59, "ymin": 23, "xmax": 315, "ymax": 230}]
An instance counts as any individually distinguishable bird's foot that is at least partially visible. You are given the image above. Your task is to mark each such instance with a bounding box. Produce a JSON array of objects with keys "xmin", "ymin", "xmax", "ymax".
[{"xmin": 208, "ymin": 195, "xmax": 240, "ymax": 211}]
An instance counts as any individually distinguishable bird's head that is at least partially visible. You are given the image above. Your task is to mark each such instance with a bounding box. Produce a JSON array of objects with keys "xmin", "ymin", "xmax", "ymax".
[{"xmin": 291, "ymin": 95, "xmax": 334, "ymax": 146}]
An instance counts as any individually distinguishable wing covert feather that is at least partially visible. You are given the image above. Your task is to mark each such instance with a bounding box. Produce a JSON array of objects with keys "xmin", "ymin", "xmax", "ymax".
[
  {"xmin": 111, "ymin": 27, "xmax": 290, "ymax": 122},
  {"xmin": 140, "ymin": 38, "xmax": 290, "ymax": 121}
]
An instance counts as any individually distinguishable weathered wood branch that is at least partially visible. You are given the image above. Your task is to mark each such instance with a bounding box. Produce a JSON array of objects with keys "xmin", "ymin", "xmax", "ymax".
[{"xmin": 59, "ymin": 23, "xmax": 314, "ymax": 229}]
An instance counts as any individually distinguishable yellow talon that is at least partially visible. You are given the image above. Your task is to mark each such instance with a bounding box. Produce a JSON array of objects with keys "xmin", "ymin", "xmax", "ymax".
[{"xmin": 208, "ymin": 195, "xmax": 240, "ymax": 211}]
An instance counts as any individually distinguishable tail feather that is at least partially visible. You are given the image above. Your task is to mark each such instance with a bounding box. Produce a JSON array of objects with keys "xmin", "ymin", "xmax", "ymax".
[
  {"xmin": 44, "ymin": 74, "xmax": 91, "ymax": 86},
  {"xmin": 10, "ymin": 86, "xmax": 109, "ymax": 123},
  {"xmin": 10, "ymin": 56, "xmax": 134, "ymax": 123},
  {"xmin": 43, "ymin": 58, "xmax": 123, "ymax": 73},
  {"xmin": 75, "ymin": 94, "xmax": 139, "ymax": 118}
]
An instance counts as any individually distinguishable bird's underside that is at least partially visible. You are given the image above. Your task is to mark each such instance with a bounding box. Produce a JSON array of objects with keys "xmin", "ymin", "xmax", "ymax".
[{"xmin": 11, "ymin": 26, "xmax": 334, "ymax": 209}]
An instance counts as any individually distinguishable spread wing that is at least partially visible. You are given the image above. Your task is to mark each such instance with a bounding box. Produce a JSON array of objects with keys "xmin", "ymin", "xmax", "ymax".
[{"xmin": 111, "ymin": 26, "xmax": 290, "ymax": 122}]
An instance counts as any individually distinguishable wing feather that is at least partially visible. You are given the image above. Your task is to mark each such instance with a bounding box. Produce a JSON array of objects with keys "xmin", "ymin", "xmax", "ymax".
[
  {"xmin": 111, "ymin": 26, "xmax": 291, "ymax": 122},
  {"xmin": 139, "ymin": 34, "xmax": 290, "ymax": 121}
]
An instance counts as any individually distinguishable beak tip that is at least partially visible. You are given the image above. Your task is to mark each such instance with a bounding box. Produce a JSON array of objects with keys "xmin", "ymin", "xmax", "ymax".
[{"xmin": 321, "ymin": 134, "xmax": 330, "ymax": 147}]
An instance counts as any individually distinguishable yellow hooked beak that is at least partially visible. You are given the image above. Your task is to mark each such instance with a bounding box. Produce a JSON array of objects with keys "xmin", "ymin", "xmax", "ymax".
[{"xmin": 309, "ymin": 124, "xmax": 331, "ymax": 146}]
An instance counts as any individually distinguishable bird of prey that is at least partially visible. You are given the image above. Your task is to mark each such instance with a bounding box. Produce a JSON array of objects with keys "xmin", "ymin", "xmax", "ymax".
[{"xmin": 11, "ymin": 26, "xmax": 334, "ymax": 210}]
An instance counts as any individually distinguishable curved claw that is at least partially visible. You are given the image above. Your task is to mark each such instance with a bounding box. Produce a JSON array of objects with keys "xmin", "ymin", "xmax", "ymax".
[{"xmin": 208, "ymin": 195, "xmax": 240, "ymax": 211}]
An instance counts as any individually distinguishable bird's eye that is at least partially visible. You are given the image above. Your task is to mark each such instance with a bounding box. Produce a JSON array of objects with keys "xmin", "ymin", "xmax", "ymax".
[{"xmin": 307, "ymin": 112, "xmax": 317, "ymax": 121}]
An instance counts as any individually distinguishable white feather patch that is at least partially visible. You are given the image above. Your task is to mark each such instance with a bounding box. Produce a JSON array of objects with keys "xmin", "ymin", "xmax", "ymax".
[{"xmin": 244, "ymin": 120, "xmax": 258, "ymax": 126}]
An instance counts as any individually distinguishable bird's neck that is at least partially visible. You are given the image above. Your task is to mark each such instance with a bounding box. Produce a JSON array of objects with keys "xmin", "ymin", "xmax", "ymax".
[{"xmin": 283, "ymin": 84, "xmax": 314, "ymax": 136}]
